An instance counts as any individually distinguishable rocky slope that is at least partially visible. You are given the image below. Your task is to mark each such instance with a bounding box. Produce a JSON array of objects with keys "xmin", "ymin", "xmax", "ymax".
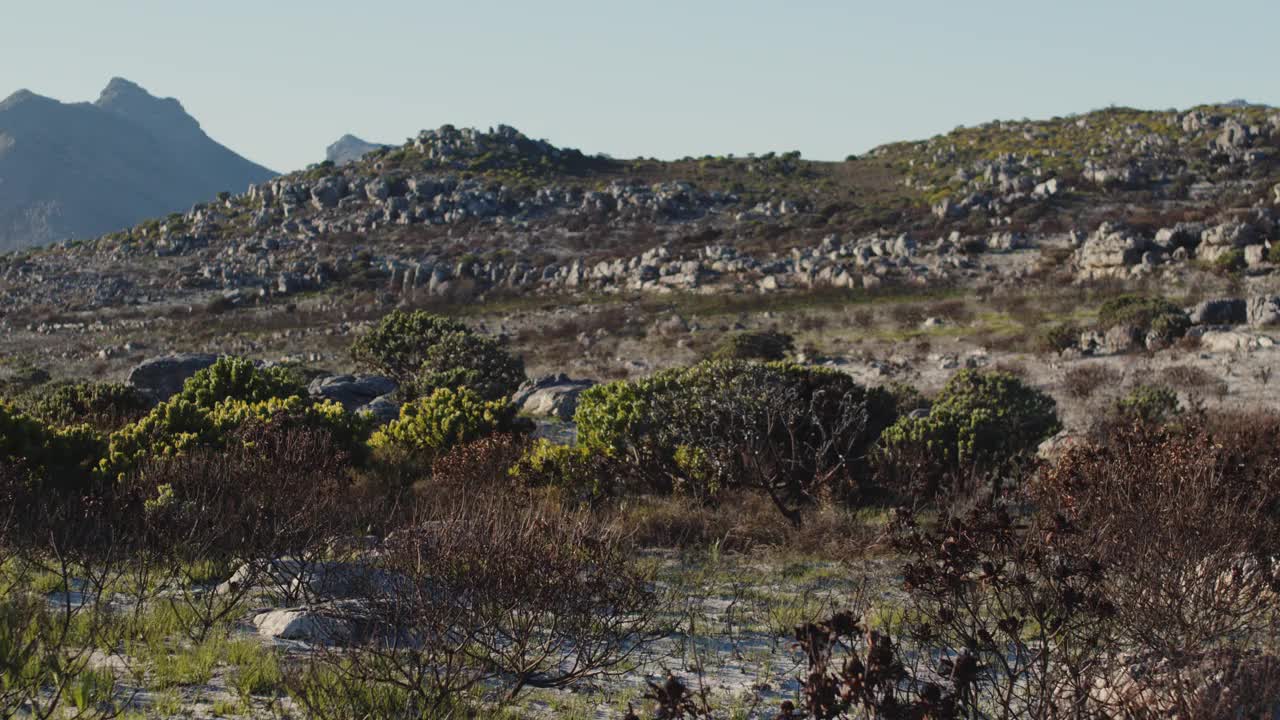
[
  {"xmin": 0, "ymin": 104, "xmax": 1278, "ymax": 355},
  {"xmin": 0, "ymin": 78, "xmax": 275, "ymax": 251}
]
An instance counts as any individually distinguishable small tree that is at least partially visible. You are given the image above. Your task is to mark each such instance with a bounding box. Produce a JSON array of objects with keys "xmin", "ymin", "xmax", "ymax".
[{"xmin": 351, "ymin": 310, "xmax": 525, "ymax": 401}]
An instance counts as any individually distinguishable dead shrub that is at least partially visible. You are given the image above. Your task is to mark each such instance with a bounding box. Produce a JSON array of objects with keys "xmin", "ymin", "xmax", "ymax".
[
  {"xmin": 127, "ymin": 420, "xmax": 354, "ymax": 638},
  {"xmin": 1062, "ymin": 364, "xmax": 1122, "ymax": 399},
  {"xmin": 1159, "ymin": 364, "xmax": 1227, "ymax": 396},
  {"xmin": 294, "ymin": 494, "xmax": 662, "ymax": 715}
]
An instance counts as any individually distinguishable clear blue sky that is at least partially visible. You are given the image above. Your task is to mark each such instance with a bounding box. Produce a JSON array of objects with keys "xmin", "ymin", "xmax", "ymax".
[{"xmin": 3, "ymin": 0, "xmax": 1276, "ymax": 173}]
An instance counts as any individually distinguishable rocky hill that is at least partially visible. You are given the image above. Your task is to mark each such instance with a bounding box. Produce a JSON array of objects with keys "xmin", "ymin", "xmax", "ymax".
[
  {"xmin": 1, "ymin": 105, "xmax": 1279, "ymax": 379},
  {"xmin": 0, "ymin": 78, "xmax": 275, "ymax": 251}
]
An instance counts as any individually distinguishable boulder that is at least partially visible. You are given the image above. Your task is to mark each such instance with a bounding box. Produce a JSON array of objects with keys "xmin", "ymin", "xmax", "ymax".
[
  {"xmin": 252, "ymin": 604, "xmax": 361, "ymax": 644},
  {"xmin": 513, "ymin": 374, "xmax": 596, "ymax": 421},
  {"xmin": 1245, "ymin": 244, "xmax": 1268, "ymax": 267},
  {"xmin": 126, "ymin": 353, "xmax": 219, "ymax": 401},
  {"xmin": 1188, "ymin": 298, "xmax": 1246, "ymax": 326},
  {"xmin": 309, "ymin": 374, "xmax": 398, "ymax": 412},
  {"xmin": 1103, "ymin": 324, "xmax": 1144, "ymax": 354},
  {"xmin": 1074, "ymin": 223, "xmax": 1148, "ymax": 279},
  {"xmin": 1198, "ymin": 330, "xmax": 1274, "ymax": 353},
  {"xmin": 357, "ymin": 394, "xmax": 401, "ymax": 426},
  {"xmin": 1197, "ymin": 222, "xmax": 1258, "ymax": 262},
  {"xmin": 1247, "ymin": 295, "xmax": 1280, "ymax": 327}
]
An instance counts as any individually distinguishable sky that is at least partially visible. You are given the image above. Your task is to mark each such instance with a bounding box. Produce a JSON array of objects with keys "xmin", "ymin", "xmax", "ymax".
[{"xmin": 2, "ymin": 0, "xmax": 1277, "ymax": 173}]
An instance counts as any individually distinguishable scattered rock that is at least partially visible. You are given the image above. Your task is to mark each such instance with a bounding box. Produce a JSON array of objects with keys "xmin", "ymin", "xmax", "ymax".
[
  {"xmin": 1247, "ymin": 295, "xmax": 1280, "ymax": 327},
  {"xmin": 309, "ymin": 374, "xmax": 398, "ymax": 412},
  {"xmin": 1188, "ymin": 298, "xmax": 1246, "ymax": 326},
  {"xmin": 513, "ymin": 374, "xmax": 595, "ymax": 421},
  {"xmin": 126, "ymin": 353, "xmax": 219, "ymax": 401}
]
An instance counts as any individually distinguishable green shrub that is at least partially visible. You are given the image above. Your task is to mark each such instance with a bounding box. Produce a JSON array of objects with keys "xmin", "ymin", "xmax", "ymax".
[
  {"xmin": 1113, "ymin": 384, "xmax": 1181, "ymax": 424},
  {"xmin": 1096, "ymin": 295, "xmax": 1190, "ymax": 342},
  {"xmin": 0, "ymin": 402, "xmax": 104, "ymax": 490},
  {"xmin": 508, "ymin": 439, "xmax": 607, "ymax": 501},
  {"xmin": 369, "ymin": 387, "xmax": 518, "ymax": 465},
  {"xmin": 1211, "ymin": 249, "xmax": 1246, "ymax": 274},
  {"xmin": 176, "ymin": 357, "xmax": 306, "ymax": 408},
  {"xmin": 23, "ymin": 381, "xmax": 149, "ymax": 430},
  {"xmin": 1268, "ymin": 242, "xmax": 1280, "ymax": 265},
  {"xmin": 880, "ymin": 369, "xmax": 1060, "ymax": 471},
  {"xmin": 709, "ymin": 330, "xmax": 794, "ymax": 361},
  {"xmin": 100, "ymin": 396, "xmax": 368, "ymax": 480},
  {"xmin": 1038, "ymin": 322, "xmax": 1080, "ymax": 354},
  {"xmin": 575, "ymin": 360, "xmax": 898, "ymax": 511},
  {"xmin": 351, "ymin": 310, "xmax": 525, "ymax": 401}
]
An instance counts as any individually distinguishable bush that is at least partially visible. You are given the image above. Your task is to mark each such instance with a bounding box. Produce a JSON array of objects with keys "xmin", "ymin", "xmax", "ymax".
[
  {"xmin": 176, "ymin": 357, "xmax": 306, "ymax": 409},
  {"xmin": 1212, "ymin": 248, "xmax": 1247, "ymax": 273},
  {"xmin": 575, "ymin": 360, "xmax": 899, "ymax": 520},
  {"xmin": 1061, "ymin": 364, "xmax": 1122, "ymax": 399},
  {"xmin": 1096, "ymin": 294, "xmax": 1190, "ymax": 342},
  {"xmin": 0, "ymin": 402, "xmax": 104, "ymax": 486},
  {"xmin": 880, "ymin": 369, "xmax": 1059, "ymax": 474},
  {"xmin": 1038, "ymin": 322, "xmax": 1080, "ymax": 353},
  {"xmin": 100, "ymin": 395, "xmax": 368, "ymax": 480},
  {"xmin": 351, "ymin": 310, "xmax": 525, "ymax": 401},
  {"xmin": 22, "ymin": 381, "xmax": 149, "ymax": 430},
  {"xmin": 369, "ymin": 387, "xmax": 519, "ymax": 466},
  {"xmin": 1113, "ymin": 383, "xmax": 1181, "ymax": 424},
  {"xmin": 708, "ymin": 330, "xmax": 794, "ymax": 361},
  {"xmin": 508, "ymin": 439, "xmax": 611, "ymax": 502}
]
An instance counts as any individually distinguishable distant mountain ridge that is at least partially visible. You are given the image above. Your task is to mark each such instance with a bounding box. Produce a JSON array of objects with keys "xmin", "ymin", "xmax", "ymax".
[
  {"xmin": 325, "ymin": 134, "xmax": 389, "ymax": 166},
  {"xmin": 0, "ymin": 78, "xmax": 275, "ymax": 251}
]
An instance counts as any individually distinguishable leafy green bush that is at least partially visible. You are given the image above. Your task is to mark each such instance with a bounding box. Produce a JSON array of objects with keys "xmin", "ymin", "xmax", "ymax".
[
  {"xmin": 508, "ymin": 439, "xmax": 609, "ymax": 501},
  {"xmin": 575, "ymin": 360, "xmax": 898, "ymax": 513},
  {"xmin": 1113, "ymin": 384, "xmax": 1181, "ymax": 424},
  {"xmin": 369, "ymin": 387, "xmax": 518, "ymax": 465},
  {"xmin": 0, "ymin": 402, "xmax": 104, "ymax": 489},
  {"xmin": 176, "ymin": 357, "xmax": 306, "ymax": 409},
  {"xmin": 880, "ymin": 369, "xmax": 1060, "ymax": 471},
  {"xmin": 709, "ymin": 330, "xmax": 794, "ymax": 361},
  {"xmin": 100, "ymin": 396, "xmax": 368, "ymax": 480},
  {"xmin": 1096, "ymin": 295, "xmax": 1190, "ymax": 342},
  {"xmin": 351, "ymin": 311, "xmax": 525, "ymax": 401},
  {"xmin": 22, "ymin": 381, "xmax": 149, "ymax": 430}
]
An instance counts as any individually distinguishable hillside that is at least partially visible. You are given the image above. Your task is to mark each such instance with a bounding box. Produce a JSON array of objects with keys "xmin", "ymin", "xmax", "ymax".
[
  {"xmin": 0, "ymin": 104, "xmax": 1278, "ymax": 381},
  {"xmin": 0, "ymin": 78, "xmax": 275, "ymax": 251}
]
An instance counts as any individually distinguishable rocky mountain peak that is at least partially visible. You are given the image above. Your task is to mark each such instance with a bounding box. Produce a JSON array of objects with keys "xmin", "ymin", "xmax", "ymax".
[
  {"xmin": 94, "ymin": 77, "xmax": 202, "ymax": 144},
  {"xmin": 0, "ymin": 89, "xmax": 49, "ymax": 112}
]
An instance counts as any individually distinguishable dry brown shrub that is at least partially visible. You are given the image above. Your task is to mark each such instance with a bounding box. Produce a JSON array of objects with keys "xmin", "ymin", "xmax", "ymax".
[
  {"xmin": 1160, "ymin": 364, "xmax": 1227, "ymax": 396},
  {"xmin": 1062, "ymin": 363, "xmax": 1123, "ymax": 399},
  {"xmin": 615, "ymin": 491, "xmax": 880, "ymax": 556}
]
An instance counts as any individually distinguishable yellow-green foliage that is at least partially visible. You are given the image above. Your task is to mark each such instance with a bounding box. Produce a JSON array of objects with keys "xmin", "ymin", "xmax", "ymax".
[
  {"xmin": 509, "ymin": 439, "xmax": 603, "ymax": 499},
  {"xmin": 176, "ymin": 356, "xmax": 306, "ymax": 408},
  {"xmin": 99, "ymin": 396, "xmax": 368, "ymax": 479},
  {"xmin": 370, "ymin": 387, "xmax": 516, "ymax": 463},
  {"xmin": 881, "ymin": 369, "xmax": 1059, "ymax": 468},
  {"xmin": 20, "ymin": 381, "xmax": 149, "ymax": 430},
  {"xmin": 0, "ymin": 401, "xmax": 104, "ymax": 478}
]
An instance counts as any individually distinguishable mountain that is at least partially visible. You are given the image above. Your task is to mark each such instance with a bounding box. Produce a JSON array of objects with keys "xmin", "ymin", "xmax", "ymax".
[
  {"xmin": 0, "ymin": 78, "xmax": 275, "ymax": 251},
  {"xmin": 325, "ymin": 134, "xmax": 389, "ymax": 166}
]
